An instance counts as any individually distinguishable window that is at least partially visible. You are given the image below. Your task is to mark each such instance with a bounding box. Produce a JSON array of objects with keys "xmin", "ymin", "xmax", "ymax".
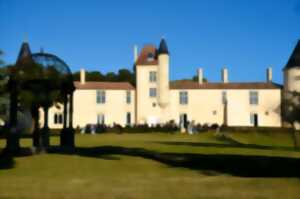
[
  {"xmin": 97, "ymin": 114, "xmax": 105, "ymax": 125},
  {"xmin": 126, "ymin": 112, "xmax": 131, "ymax": 125},
  {"xmin": 147, "ymin": 53, "xmax": 154, "ymax": 62},
  {"xmin": 96, "ymin": 90, "xmax": 106, "ymax": 104},
  {"xmin": 149, "ymin": 71, "xmax": 157, "ymax": 82},
  {"xmin": 249, "ymin": 91, "xmax": 258, "ymax": 105},
  {"xmin": 54, "ymin": 113, "xmax": 63, "ymax": 124},
  {"xmin": 149, "ymin": 88, "xmax": 157, "ymax": 97},
  {"xmin": 250, "ymin": 113, "xmax": 258, "ymax": 126},
  {"xmin": 179, "ymin": 91, "xmax": 188, "ymax": 105},
  {"xmin": 126, "ymin": 91, "xmax": 131, "ymax": 104},
  {"xmin": 222, "ymin": 91, "xmax": 227, "ymax": 104}
]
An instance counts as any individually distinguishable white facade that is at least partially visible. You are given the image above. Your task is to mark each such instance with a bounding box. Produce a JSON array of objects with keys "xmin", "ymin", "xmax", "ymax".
[
  {"xmin": 45, "ymin": 82, "xmax": 135, "ymax": 128},
  {"xmin": 44, "ymin": 39, "xmax": 290, "ymax": 129}
]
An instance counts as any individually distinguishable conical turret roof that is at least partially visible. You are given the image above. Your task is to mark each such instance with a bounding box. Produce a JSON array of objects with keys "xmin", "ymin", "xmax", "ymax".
[
  {"xmin": 16, "ymin": 41, "xmax": 32, "ymax": 64},
  {"xmin": 285, "ymin": 40, "xmax": 300, "ymax": 69},
  {"xmin": 158, "ymin": 38, "xmax": 169, "ymax": 55}
]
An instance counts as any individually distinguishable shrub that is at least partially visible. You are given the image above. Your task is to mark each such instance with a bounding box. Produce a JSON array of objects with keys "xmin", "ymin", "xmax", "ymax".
[
  {"xmin": 210, "ymin": 123, "xmax": 219, "ymax": 130},
  {"xmin": 84, "ymin": 124, "xmax": 92, "ymax": 134}
]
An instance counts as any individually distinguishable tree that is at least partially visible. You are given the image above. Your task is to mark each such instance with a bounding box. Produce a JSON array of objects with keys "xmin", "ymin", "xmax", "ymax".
[
  {"xmin": 285, "ymin": 91, "xmax": 300, "ymax": 125},
  {"xmin": 0, "ymin": 50, "xmax": 4, "ymax": 66},
  {"xmin": 0, "ymin": 64, "xmax": 9, "ymax": 124},
  {"xmin": 73, "ymin": 69, "xmax": 136, "ymax": 85},
  {"xmin": 284, "ymin": 91, "xmax": 300, "ymax": 148},
  {"xmin": 118, "ymin": 69, "xmax": 135, "ymax": 85},
  {"xmin": 192, "ymin": 75, "xmax": 208, "ymax": 83}
]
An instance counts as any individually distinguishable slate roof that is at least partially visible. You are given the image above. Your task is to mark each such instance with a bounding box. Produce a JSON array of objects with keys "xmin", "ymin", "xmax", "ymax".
[
  {"xmin": 285, "ymin": 40, "xmax": 300, "ymax": 69},
  {"xmin": 158, "ymin": 38, "xmax": 169, "ymax": 55},
  {"xmin": 16, "ymin": 42, "xmax": 32, "ymax": 64}
]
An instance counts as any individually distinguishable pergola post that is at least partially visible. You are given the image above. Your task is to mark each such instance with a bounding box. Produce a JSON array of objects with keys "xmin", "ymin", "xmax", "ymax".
[
  {"xmin": 5, "ymin": 78, "xmax": 21, "ymax": 154},
  {"xmin": 69, "ymin": 93, "xmax": 73, "ymax": 129},
  {"xmin": 41, "ymin": 106, "xmax": 50, "ymax": 150},
  {"xmin": 67, "ymin": 92, "xmax": 75, "ymax": 147},
  {"xmin": 63, "ymin": 94, "xmax": 68, "ymax": 129},
  {"xmin": 60, "ymin": 91, "xmax": 74, "ymax": 148}
]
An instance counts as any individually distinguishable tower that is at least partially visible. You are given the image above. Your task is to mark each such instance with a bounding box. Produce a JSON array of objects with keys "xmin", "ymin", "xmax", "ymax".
[
  {"xmin": 284, "ymin": 40, "xmax": 300, "ymax": 93},
  {"xmin": 157, "ymin": 38, "xmax": 170, "ymax": 108},
  {"xmin": 283, "ymin": 40, "xmax": 300, "ymax": 125}
]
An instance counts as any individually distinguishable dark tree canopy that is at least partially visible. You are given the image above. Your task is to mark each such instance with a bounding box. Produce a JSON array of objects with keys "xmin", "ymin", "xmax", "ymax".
[
  {"xmin": 0, "ymin": 50, "xmax": 4, "ymax": 66},
  {"xmin": 73, "ymin": 69, "xmax": 205, "ymax": 86},
  {"xmin": 192, "ymin": 75, "xmax": 208, "ymax": 83},
  {"xmin": 73, "ymin": 68, "xmax": 136, "ymax": 85}
]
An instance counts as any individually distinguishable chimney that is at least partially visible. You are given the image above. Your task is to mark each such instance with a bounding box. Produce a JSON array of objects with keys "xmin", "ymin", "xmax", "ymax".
[
  {"xmin": 80, "ymin": 68, "xmax": 85, "ymax": 84},
  {"xmin": 266, "ymin": 67, "xmax": 272, "ymax": 82},
  {"xmin": 197, "ymin": 68, "xmax": 203, "ymax": 84},
  {"xmin": 222, "ymin": 67, "xmax": 228, "ymax": 83},
  {"xmin": 134, "ymin": 45, "xmax": 138, "ymax": 63}
]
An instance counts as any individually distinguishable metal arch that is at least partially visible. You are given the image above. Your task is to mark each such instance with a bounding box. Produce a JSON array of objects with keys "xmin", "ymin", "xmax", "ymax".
[{"xmin": 31, "ymin": 53, "xmax": 72, "ymax": 75}]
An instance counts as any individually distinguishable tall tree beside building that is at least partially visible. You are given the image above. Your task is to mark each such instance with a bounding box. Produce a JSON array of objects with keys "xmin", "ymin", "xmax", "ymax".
[
  {"xmin": 0, "ymin": 50, "xmax": 3, "ymax": 65},
  {"xmin": 284, "ymin": 91, "xmax": 300, "ymax": 148},
  {"xmin": 73, "ymin": 68, "xmax": 136, "ymax": 85}
]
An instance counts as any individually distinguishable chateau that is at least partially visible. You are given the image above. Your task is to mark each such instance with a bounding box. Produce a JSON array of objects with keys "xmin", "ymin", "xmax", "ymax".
[{"xmin": 16, "ymin": 39, "xmax": 300, "ymax": 129}]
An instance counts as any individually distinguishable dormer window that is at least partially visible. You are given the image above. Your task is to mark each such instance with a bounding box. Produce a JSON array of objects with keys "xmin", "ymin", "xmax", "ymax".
[{"xmin": 147, "ymin": 53, "xmax": 154, "ymax": 62}]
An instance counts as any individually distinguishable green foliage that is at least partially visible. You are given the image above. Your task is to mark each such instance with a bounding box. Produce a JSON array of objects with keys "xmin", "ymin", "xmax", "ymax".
[
  {"xmin": 284, "ymin": 91, "xmax": 300, "ymax": 125},
  {"xmin": 73, "ymin": 68, "xmax": 135, "ymax": 85},
  {"xmin": 0, "ymin": 64, "xmax": 9, "ymax": 121},
  {"xmin": 0, "ymin": 50, "xmax": 4, "ymax": 66},
  {"xmin": 192, "ymin": 75, "xmax": 208, "ymax": 82}
]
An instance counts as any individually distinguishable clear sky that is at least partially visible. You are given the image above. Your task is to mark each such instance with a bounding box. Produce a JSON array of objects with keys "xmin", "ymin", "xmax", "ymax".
[{"xmin": 1, "ymin": 0, "xmax": 300, "ymax": 83}]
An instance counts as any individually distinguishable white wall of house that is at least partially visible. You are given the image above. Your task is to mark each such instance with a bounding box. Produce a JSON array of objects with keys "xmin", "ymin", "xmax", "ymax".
[
  {"xmin": 136, "ymin": 65, "xmax": 164, "ymax": 124},
  {"xmin": 169, "ymin": 89, "xmax": 224, "ymax": 125},
  {"xmin": 43, "ymin": 89, "xmax": 135, "ymax": 129},
  {"xmin": 73, "ymin": 89, "xmax": 135, "ymax": 128},
  {"xmin": 42, "ymin": 86, "xmax": 282, "ymax": 129},
  {"xmin": 227, "ymin": 89, "xmax": 281, "ymax": 127},
  {"xmin": 163, "ymin": 88, "xmax": 281, "ymax": 127}
]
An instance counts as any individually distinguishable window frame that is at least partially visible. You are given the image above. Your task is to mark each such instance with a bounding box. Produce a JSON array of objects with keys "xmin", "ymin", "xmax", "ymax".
[
  {"xmin": 149, "ymin": 87, "xmax": 157, "ymax": 98},
  {"xmin": 54, "ymin": 113, "xmax": 63, "ymax": 124},
  {"xmin": 147, "ymin": 53, "xmax": 154, "ymax": 62},
  {"xmin": 96, "ymin": 90, "xmax": 106, "ymax": 104},
  {"xmin": 126, "ymin": 90, "xmax": 131, "ymax": 104},
  {"xmin": 249, "ymin": 91, "xmax": 259, "ymax": 105},
  {"xmin": 149, "ymin": 71, "xmax": 157, "ymax": 82},
  {"xmin": 179, "ymin": 91, "xmax": 188, "ymax": 105}
]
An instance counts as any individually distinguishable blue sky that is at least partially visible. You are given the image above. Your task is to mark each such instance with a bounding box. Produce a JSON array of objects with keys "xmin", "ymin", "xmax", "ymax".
[{"xmin": 0, "ymin": 0, "xmax": 300, "ymax": 83}]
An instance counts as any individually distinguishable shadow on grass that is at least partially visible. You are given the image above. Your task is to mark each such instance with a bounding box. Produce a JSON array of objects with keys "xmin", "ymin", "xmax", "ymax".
[
  {"xmin": 0, "ymin": 153, "xmax": 15, "ymax": 170},
  {"xmin": 48, "ymin": 146, "xmax": 300, "ymax": 178},
  {"xmin": 152, "ymin": 135, "xmax": 300, "ymax": 152}
]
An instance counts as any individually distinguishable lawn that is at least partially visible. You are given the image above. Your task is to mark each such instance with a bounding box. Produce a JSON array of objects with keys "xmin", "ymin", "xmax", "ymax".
[{"xmin": 0, "ymin": 132, "xmax": 300, "ymax": 199}]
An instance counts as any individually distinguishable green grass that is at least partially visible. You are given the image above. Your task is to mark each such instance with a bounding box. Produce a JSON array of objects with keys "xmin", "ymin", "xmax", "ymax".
[{"xmin": 0, "ymin": 132, "xmax": 300, "ymax": 199}]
